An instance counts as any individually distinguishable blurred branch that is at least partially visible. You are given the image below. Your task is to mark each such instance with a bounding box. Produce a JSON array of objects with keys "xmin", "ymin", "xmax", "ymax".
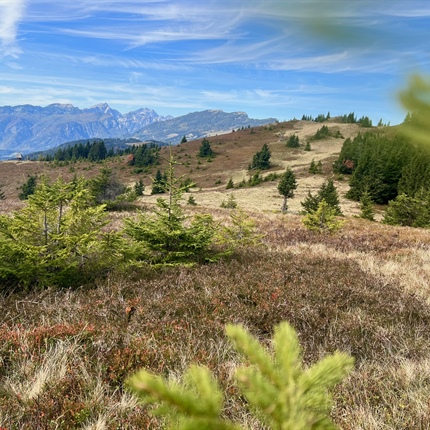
[{"xmin": 399, "ymin": 75, "xmax": 430, "ymax": 149}]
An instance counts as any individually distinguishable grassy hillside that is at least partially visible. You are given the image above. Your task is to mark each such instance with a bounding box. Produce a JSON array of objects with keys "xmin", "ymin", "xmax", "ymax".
[
  {"xmin": 0, "ymin": 119, "xmax": 364, "ymax": 216},
  {"xmin": 1, "ymin": 120, "xmax": 430, "ymax": 429}
]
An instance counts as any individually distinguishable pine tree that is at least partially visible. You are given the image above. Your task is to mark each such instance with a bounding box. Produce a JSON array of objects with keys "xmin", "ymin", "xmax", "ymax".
[
  {"xmin": 249, "ymin": 143, "xmax": 271, "ymax": 170},
  {"xmin": 18, "ymin": 175, "xmax": 37, "ymax": 200},
  {"xmin": 301, "ymin": 179, "xmax": 342, "ymax": 215},
  {"xmin": 125, "ymin": 148, "xmax": 217, "ymax": 264},
  {"xmin": 277, "ymin": 168, "xmax": 298, "ymax": 213},
  {"xmin": 180, "ymin": 135, "xmax": 187, "ymax": 144},
  {"xmin": 304, "ymin": 141, "xmax": 311, "ymax": 151},
  {"xmin": 0, "ymin": 185, "xmax": 5, "ymax": 201},
  {"xmin": 319, "ymin": 179, "xmax": 342, "ymax": 215},
  {"xmin": 151, "ymin": 169, "xmax": 166, "ymax": 195},
  {"xmin": 359, "ymin": 189, "xmax": 375, "ymax": 221},
  {"xmin": 226, "ymin": 178, "xmax": 235, "ymax": 189},
  {"xmin": 302, "ymin": 199, "xmax": 345, "ymax": 234},
  {"xmin": 199, "ymin": 138, "xmax": 214, "ymax": 158},
  {"xmin": 0, "ymin": 177, "xmax": 123, "ymax": 289},
  {"xmin": 286, "ymin": 134, "xmax": 300, "ymax": 148},
  {"xmin": 134, "ymin": 179, "xmax": 145, "ymax": 196}
]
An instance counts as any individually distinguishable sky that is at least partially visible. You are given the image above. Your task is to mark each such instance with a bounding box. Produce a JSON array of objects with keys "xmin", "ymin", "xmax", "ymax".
[{"xmin": 0, "ymin": 0, "xmax": 429, "ymax": 124}]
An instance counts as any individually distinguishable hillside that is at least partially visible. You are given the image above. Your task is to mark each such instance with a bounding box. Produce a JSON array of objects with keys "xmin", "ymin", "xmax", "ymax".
[
  {"xmin": 0, "ymin": 119, "xmax": 364, "ymax": 216},
  {"xmin": 1, "ymin": 119, "xmax": 430, "ymax": 428}
]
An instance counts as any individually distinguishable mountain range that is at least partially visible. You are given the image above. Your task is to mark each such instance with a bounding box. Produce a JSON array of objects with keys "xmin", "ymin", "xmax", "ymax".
[{"xmin": 0, "ymin": 103, "xmax": 277, "ymax": 158}]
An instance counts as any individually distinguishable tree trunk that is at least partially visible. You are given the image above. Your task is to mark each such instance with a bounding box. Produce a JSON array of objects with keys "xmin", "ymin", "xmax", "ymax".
[{"xmin": 281, "ymin": 196, "xmax": 287, "ymax": 213}]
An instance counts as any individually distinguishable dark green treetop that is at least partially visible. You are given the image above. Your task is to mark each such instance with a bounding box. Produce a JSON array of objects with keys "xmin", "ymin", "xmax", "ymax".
[
  {"xmin": 19, "ymin": 175, "xmax": 37, "ymax": 200},
  {"xmin": 249, "ymin": 143, "xmax": 271, "ymax": 170},
  {"xmin": 277, "ymin": 168, "xmax": 298, "ymax": 213},
  {"xmin": 199, "ymin": 138, "xmax": 214, "ymax": 158}
]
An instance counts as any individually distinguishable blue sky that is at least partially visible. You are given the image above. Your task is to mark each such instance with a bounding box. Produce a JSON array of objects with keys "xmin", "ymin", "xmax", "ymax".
[{"xmin": 0, "ymin": 0, "xmax": 429, "ymax": 124}]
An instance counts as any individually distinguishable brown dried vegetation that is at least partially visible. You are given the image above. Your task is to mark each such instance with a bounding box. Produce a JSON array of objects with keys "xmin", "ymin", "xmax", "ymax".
[{"xmin": 1, "ymin": 121, "xmax": 430, "ymax": 428}]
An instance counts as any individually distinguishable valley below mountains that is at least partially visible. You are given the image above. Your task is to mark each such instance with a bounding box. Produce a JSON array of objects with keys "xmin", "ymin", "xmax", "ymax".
[{"xmin": 0, "ymin": 103, "xmax": 276, "ymax": 157}]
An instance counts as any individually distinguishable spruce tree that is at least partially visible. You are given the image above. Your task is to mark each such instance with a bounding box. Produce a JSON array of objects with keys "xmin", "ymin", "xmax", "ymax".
[
  {"xmin": 301, "ymin": 179, "xmax": 342, "ymax": 215},
  {"xmin": 358, "ymin": 116, "xmax": 373, "ymax": 127},
  {"xmin": 125, "ymin": 148, "xmax": 217, "ymax": 264},
  {"xmin": 0, "ymin": 177, "xmax": 122, "ymax": 289},
  {"xmin": 151, "ymin": 169, "xmax": 166, "ymax": 195},
  {"xmin": 319, "ymin": 179, "xmax": 342, "ymax": 215},
  {"xmin": 398, "ymin": 149, "xmax": 430, "ymax": 197},
  {"xmin": 382, "ymin": 191, "xmax": 430, "ymax": 227},
  {"xmin": 220, "ymin": 193, "xmax": 238, "ymax": 209},
  {"xmin": 312, "ymin": 125, "xmax": 330, "ymax": 140},
  {"xmin": 286, "ymin": 134, "xmax": 300, "ymax": 148},
  {"xmin": 90, "ymin": 168, "xmax": 126, "ymax": 205},
  {"xmin": 359, "ymin": 189, "xmax": 375, "ymax": 221},
  {"xmin": 134, "ymin": 179, "xmax": 145, "ymax": 196},
  {"xmin": 301, "ymin": 190, "xmax": 320, "ymax": 214},
  {"xmin": 88, "ymin": 140, "xmax": 107, "ymax": 162},
  {"xmin": 302, "ymin": 199, "xmax": 345, "ymax": 234},
  {"xmin": 342, "ymin": 132, "xmax": 412, "ymax": 204},
  {"xmin": 249, "ymin": 144, "xmax": 271, "ymax": 170},
  {"xmin": 199, "ymin": 138, "xmax": 214, "ymax": 158},
  {"xmin": 18, "ymin": 175, "xmax": 37, "ymax": 200},
  {"xmin": 277, "ymin": 168, "xmax": 298, "ymax": 213},
  {"xmin": 309, "ymin": 160, "xmax": 318, "ymax": 174}
]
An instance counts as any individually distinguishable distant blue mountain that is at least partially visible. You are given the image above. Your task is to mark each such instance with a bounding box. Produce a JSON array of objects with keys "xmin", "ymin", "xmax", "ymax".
[
  {"xmin": 0, "ymin": 103, "xmax": 171, "ymax": 154},
  {"xmin": 134, "ymin": 109, "xmax": 278, "ymax": 144},
  {"xmin": 0, "ymin": 103, "xmax": 278, "ymax": 155}
]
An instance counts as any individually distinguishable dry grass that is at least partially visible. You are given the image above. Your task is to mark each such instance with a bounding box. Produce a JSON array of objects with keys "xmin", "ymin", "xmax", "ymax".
[
  {"xmin": 1, "ymin": 121, "xmax": 430, "ymax": 428},
  {"xmin": 1, "ymin": 214, "xmax": 430, "ymax": 428},
  {"xmin": 0, "ymin": 120, "xmax": 360, "ymax": 214}
]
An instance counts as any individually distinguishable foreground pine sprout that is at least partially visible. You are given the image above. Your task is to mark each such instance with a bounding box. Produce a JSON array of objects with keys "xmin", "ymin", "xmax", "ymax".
[{"xmin": 127, "ymin": 321, "xmax": 354, "ymax": 429}]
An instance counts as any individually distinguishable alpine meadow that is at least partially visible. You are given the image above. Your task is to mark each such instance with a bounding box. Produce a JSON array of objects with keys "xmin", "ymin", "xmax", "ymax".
[
  {"xmin": 2, "ymin": 0, "xmax": 430, "ymax": 429},
  {"xmin": 1, "ymin": 114, "xmax": 430, "ymax": 428}
]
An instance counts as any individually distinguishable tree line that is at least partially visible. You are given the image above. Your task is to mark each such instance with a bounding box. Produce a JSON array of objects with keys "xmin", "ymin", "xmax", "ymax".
[
  {"xmin": 334, "ymin": 130, "xmax": 430, "ymax": 226},
  {"xmin": 39, "ymin": 140, "xmax": 160, "ymax": 168}
]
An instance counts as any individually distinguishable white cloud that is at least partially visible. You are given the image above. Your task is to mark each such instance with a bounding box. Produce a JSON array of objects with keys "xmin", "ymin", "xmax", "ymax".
[{"xmin": 0, "ymin": 0, "xmax": 26, "ymax": 57}]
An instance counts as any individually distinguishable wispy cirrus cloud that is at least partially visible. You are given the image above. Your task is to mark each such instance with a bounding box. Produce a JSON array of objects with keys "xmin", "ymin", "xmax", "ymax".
[
  {"xmin": 54, "ymin": 3, "xmax": 249, "ymax": 49},
  {"xmin": 0, "ymin": 0, "xmax": 26, "ymax": 57},
  {"xmin": 0, "ymin": 0, "xmax": 426, "ymax": 124}
]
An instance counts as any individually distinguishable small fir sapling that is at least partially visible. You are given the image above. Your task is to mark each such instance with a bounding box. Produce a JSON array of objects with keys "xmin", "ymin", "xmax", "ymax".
[
  {"xmin": 359, "ymin": 189, "xmax": 375, "ymax": 221},
  {"xmin": 127, "ymin": 321, "xmax": 354, "ymax": 430},
  {"xmin": 302, "ymin": 199, "xmax": 345, "ymax": 234}
]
